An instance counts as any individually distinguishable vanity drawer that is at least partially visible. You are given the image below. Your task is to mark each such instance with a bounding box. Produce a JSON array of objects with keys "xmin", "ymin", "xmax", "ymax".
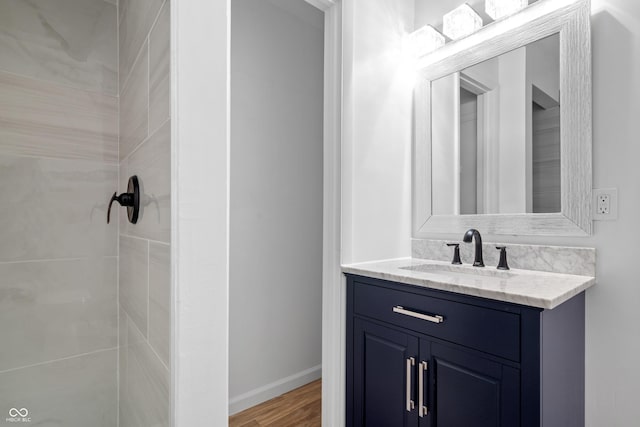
[{"xmin": 352, "ymin": 281, "xmax": 521, "ymax": 362}]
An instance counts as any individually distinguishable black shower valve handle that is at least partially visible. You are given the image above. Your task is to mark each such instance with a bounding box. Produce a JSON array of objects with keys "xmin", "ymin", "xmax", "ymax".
[
  {"xmin": 107, "ymin": 192, "xmax": 133, "ymax": 224},
  {"xmin": 107, "ymin": 192, "xmax": 118, "ymax": 224},
  {"xmin": 107, "ymin": 176, "xmax": 140, "ymax": 225}
]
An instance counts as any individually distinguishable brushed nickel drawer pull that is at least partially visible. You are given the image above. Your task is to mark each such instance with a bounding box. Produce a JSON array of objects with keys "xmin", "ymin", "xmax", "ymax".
[
  {"xmin": 393, "ymin": 306, "xmax": 444, "ymax": 324},
  {"xmin": 406, "ymin": 357, "xmax": 415, "ymax": 412},
  {"xmin": 418, "ymin": 361, "xmax": 428, "ymax": 417}
]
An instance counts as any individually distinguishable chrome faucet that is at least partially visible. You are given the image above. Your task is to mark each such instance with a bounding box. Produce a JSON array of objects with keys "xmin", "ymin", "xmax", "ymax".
[{"xmin": 463, "ymin": 229, "xmax": 484, "ymax": 267}]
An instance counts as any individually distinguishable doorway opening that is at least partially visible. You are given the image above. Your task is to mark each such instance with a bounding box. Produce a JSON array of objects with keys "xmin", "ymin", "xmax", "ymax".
[{"xmin": 228, "ymin": 0, "xmax": 325, "ymax": 421}]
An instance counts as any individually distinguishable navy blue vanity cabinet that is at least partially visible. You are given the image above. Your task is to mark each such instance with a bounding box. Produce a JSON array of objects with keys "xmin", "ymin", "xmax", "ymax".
[
  {"xmin": 427, "ymin": 341, "xmax": 520, "ymax": 427},
  {"xmin": 352, "ymin": 319, "xmax": 420, "ymax": 427},
  {"xmin": 346, "ymin": 274, "xmax": 586, "ymax": 427}
]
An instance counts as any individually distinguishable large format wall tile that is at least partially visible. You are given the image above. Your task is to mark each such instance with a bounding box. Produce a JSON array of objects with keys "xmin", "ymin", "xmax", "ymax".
[
  {"xmin": 0, "ymin": 71, "xmax": 118, "ymax": 162},
  {"xmin": 149, "ymin": 2, "xmax": 170, "ymax": 135},
  {"xmin": 118, "ymin": 309, "xmax": 128, "ymax": 427},
  {"xmin": 0, "ymin": 349, "xmax": 117, "ymax": 427},
  {"xmin": 0, "ymin": 0, "xmax": 117, "ymax": 94},
  {"xmin": 0, "ymin": 257, "xmax": 117, "ymax": 372},
  {"xmin": 120, "ymin": 318, "xmax": 170, "ymax": 427},
  {"xmin": 0, "ymin": 155, "xmax": 117, "ymax": 261},
  {"xmin": 149, "ymin": 242, "xmax": 170, "ymax": 367},
  {"xmin": 120, "ymin": 121, "xmax": 171, "ymax": 243},
  {"xmin": 119, "ymin": 1, "xmax": 172, "ymax": 423},
  {"xmin": 119, "ymin": 0, "xmax": 164, "ymax": 87},
  {"xmin": 119, "ymin": 236, "xmax": 149, "ymax": 337},
  {"xmin": 118, "ymin": 305, "xmax": 128, "ymax": 422},
  {"xmin": 120, "ymin": 42, "xmax": 149, "ymax": 160}
]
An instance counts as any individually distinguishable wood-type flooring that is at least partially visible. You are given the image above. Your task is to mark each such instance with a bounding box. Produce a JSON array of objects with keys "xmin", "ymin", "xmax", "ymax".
[{"xmin": 229, "ymin": 379, "xmax": 321, "ymax": 427}]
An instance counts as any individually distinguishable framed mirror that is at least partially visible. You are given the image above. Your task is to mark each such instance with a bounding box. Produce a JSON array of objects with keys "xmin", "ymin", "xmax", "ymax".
[{"xmin": 413, "ymin": 0, "xmax": 592, "ymax": 236}]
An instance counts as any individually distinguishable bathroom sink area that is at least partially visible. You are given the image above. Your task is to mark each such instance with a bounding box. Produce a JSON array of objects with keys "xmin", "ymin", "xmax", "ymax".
[
  {"xmin": 399, "ymin": 262, "xmax": 516, "ymax": 279},
  {"xmin": 342, "ymin": 258, "xmax": 595, "ymax": 309}
]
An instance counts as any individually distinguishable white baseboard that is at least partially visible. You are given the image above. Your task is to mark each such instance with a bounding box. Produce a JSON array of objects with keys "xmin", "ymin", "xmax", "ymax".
[{"xmin": 229, "ymin": 364, "xmax": 322, "ymax": 415}]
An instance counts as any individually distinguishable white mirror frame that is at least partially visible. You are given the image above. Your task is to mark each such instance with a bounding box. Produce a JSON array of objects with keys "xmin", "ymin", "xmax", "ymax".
[{"xmin": 414, "ymin": 0, "xmax": 592, "ymax": 237}]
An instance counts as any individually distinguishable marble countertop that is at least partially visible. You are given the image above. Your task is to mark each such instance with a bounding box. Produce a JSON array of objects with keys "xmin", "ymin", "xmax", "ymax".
[{"xmin": 342, "ymin": 258, "xmax": 596, "ymax": 309}]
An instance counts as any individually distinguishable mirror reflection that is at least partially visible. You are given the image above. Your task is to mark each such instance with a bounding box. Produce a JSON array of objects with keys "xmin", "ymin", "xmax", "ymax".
[{"xmin": 431, "ymin": 33, "xmax": 560, "ymax": 215}]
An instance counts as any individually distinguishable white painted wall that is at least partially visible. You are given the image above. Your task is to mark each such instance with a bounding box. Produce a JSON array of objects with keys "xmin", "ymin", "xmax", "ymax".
[
  {"xmin": 342, "ymin": 0, "xmax": 415, "ymax": 264},
  {"xmin": 415, "ymin": 0, "xmax": 640, "ymax": 425},
  {"xmin": 229, "ymin": 0, "xmax": 324, "ymax": 414}
]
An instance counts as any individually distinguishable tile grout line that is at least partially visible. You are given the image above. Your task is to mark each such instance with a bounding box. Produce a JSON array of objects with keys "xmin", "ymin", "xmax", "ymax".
[
  {"xmin": 120, "ymin": 116, "xmax": 171, "ymax": 163},
  {"xmin": 144, "ymin": 235, "xmax": 169, "ymax": 372},
  {"xmin": 124, "ymin": 306, "xmax": 168, "ymax": 373},
  {"xmin": 147, "ymin": 239, "xmax": 151, "ymax": 342},
  {"xmin": 147, "ymin": 334, "xmax": 170, "ymax": 373},
  {"xmin": 0, "ymin": 347, "xmax": 118, "ymax": 376},
  {"xmin": 0, "ymin": 150, "xmax": 119, "ymax": 166},
  {"xmin": 148, "ymin": 30, "xmax": 151, "ymax": 143},
  {"xmin": 119, "ymin": 0, "xmax": 167, "ymax": 95},
  {"xmin": 116, "ymin": 0, "xmax": 121, "ymax": 423},
  {"xmin": 0, "ymin": 256, "xmax": 117, "ymax": 266},
  {"xmin": 125, "ymin": 291, "xmax": 170, "ymax": 375},
  {"xmin": 120, "ymin": 232, "xmax": 170, "ymax": 247},
  {"xmin": 119, "ymin": 40, "xmax": 144, "ymax": 95},
  {"xmin": 148, "ymin": 2, "xmax": 170, "ymax": 139}
]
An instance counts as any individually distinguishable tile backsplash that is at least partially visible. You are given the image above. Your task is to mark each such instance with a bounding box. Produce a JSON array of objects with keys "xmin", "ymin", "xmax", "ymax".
[{"xmin": 412, "ymin": 238, "xmax": 596, "ymax": 277}]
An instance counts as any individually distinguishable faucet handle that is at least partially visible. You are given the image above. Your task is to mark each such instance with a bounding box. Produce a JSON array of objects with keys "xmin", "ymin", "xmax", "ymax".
[
  {"xmin": 446, "ymin": 243, "xmax": 462, "ymax": 265},
  {"xmin": 496, "ymin": 246, "xmax": 510, "ymax": 270}
]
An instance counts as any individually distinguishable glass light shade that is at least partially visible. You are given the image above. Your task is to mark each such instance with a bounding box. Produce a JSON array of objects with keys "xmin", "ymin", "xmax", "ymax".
[
  {"xmin": 409, "ymin": 25, "xmax": 446, "ymax": 57},
  {"xmin": 486, "ymin": 0, "xmax": 528, "ymax": 20},
  {"xmin": 443, "ymin": 4, "xmax": 483, "ymax": 40}
]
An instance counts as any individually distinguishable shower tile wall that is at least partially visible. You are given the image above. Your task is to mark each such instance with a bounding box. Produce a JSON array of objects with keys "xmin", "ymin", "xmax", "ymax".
[
  {"xmin": 118, "ymin": 1, "xmax": 171, "ymax": 426},
  {"xmin": 0, "ymin": 0, "xmax": 118, "ymax": 426}
]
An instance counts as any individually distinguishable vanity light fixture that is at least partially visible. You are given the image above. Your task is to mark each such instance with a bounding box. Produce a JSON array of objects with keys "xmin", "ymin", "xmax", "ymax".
[
  {"xmin": 409, "ymin": 25, "xmax": 446, "ymax": 57},
  {"xmin": 443, "ymin": 3, "xmax": 483, "ymax": 40},
  {"xmin": 485, "ymin": 0, "xmax": 528, "ymax": 20}
]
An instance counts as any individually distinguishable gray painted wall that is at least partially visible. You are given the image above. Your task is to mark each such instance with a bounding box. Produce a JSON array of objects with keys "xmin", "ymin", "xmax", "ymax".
[{"xmin": 229, "ymin": 0, "xmax": 324, "ymax": 413}]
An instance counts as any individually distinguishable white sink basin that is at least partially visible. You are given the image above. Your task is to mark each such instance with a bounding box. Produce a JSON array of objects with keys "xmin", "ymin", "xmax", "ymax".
[{"xmin": 400, "ymin": 263, "xmax": 516, "ymax": 279}]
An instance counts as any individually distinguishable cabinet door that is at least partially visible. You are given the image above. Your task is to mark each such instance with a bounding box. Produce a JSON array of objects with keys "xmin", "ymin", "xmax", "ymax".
[
  {"xmin": 428, "ymin": 342, "xmax": 520, "ymax": 427},
  {"xmin": 353, "ymin": 318, "xmax": 420, "ymax": 427}
]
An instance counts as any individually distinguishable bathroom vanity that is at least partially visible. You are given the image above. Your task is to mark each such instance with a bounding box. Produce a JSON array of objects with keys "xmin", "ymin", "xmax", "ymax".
[
  {"xmin": 339, "ymin": 0, "xmax": 596, "ymax": 425},
  {"xmin": 343, "ymin": 259, "xmax": 595, "ymax": 427}
]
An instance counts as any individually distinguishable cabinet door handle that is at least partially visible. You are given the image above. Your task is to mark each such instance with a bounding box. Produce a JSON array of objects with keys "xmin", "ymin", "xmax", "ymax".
[
  {"xmin": 393, "ymin": 306, "xmax": 444, "ymax": 324},
  {"xmin": 418, "ymin": 361, "xmax": 428, "ymax": 417},
  {"xmin": 406, "ymin": 357, "xmax": 415, "ymax": 412}
]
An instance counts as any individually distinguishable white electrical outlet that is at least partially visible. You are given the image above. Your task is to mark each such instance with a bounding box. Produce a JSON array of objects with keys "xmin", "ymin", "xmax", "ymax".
[
  {"xmin": 597, "ymin": 194, "xmax": 610, "ymax": 214},
  {"xmin": 593, "ymin": 188, "xmax": 618, "ymax": 220}
]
